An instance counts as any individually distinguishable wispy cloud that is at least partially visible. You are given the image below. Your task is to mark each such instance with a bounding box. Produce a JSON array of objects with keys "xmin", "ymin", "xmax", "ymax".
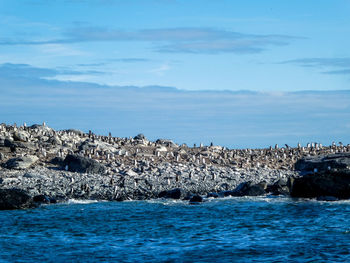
[
  {"xmin": 149, "ymin": 63, "xmax": 171, "ymax": 76},
  {"xmin": 37, "ymin": 44, "xmax": 87, "ymax": 56},
  {"xmin": 323, "ymin": 69, "xmax": 350, "ymax": 75},
  {"xmin": 0, "ymin": 62, "xmax": 349, "ymax": 148},
  {"xmin": 0, "ymin": 63, "xmax": 103, "ymax": 79},
  {"xmin": 280, "ymin": 57, "xmax": 350, "ymax": 75},
  {"xmin": 109, "ymin": 58, "xmax": 152, "ymax": 63},
  {"xmin": 0, "ymin": 27, "xmax": 300, "ymax": 54}
]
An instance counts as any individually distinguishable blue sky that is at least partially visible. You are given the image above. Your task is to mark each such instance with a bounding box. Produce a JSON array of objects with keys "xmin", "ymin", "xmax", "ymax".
[{"xmin": 0, "ymin": 0, "xmax": 349, "ymax": 147}]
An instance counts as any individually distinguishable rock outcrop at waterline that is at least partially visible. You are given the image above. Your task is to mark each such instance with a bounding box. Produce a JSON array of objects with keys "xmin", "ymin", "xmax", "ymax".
[
  {"xmin": 0, "ymin": 188, "xmax": 36, "ymax": 210},
  {"xmin": 291, "ymin": 153, "xmax": 350, "ymax": 200},
  {"xmin": 0, "ymin": 122, "xmax": 349, "ymax": 209}
]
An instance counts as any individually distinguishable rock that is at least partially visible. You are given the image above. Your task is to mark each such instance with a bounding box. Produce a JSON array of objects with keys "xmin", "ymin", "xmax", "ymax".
[
  {"xmin": 33, "ymin": 194, "xmax": 50, "ymax": 204},
  {"xmin": 0, "ymin": 136, "xmax": 5, "ymax": 147},
  {"xmin": 232, "ymin": 181, "xmax": 267, "ymax": 196},
  {"xmin": 267, "ymin": 178, "xmax": 292, "ymax": 196},
  {"xmin": 78, "ymin": 140, "xmax": 115, "ymax": 152},
  {"xmin": 4, "ymin": 155, "xmax": 39, "ymax": 170},
  {"xmin": 158, "ymin": 188, "xmax": 186, "ymax": 199},
  {"xmin": 50, "ymin": 156, "xmax": 65, "ymax": 166},
  {"xmin": 4, "ymin": 138, "xmax": 13, "ymax": 148},
  {"xmin": 290, "ymin": 171, "xmax": 350, "ymax": 199},
  {"xmin": 13, "ymin": 131, "xmax": 29, "ymax": 142},
  {"xmin": 65, "ymin": 129, "xmax": 84, "ymax": 136},
  {"xmin": 29, "ymin": 124, "xmax": 53, "ymax": 133},
  {"xmin": 4, "ymin": 139, "xmax": 34, "ymax": 150},
  {"xmin": 218, "ymin": 190, "xmax": 236, "ymax": 197},
  {"xmin": 156, "ymin": 146, "xmax": 168, "ymax": 152},
  {"xmin": 134, "ymin": 134, "xmax": 146, "ymax": 141},
  {"xmin": 48, "ymin": 136, "xmax": 62, "ymax": 145},
  {"xmin": 295, "ymin": 153, "xmax": 350, "ymax": 174},
  {"xmin": 0, "ymin": 189, "xmax": 36, "ymax": 210},
  {"xmin": 63, "ymin": 154, "xmax": 106, "ymax": 174},
  {"xmin": 122, "ymin": 169, "xmax": 139, "ymax": 177},
  {"xmin": 206, "ymin": 192, "xmax": 220, "ymax": 198},
  {"xmin": 0, "ymin": 152, "xmax": 5, "ymax": 160},
  {"xmin": 317, "ymin": 196, "xmax": 339, "ymax": 201},
  {"xmin": 156, "ymin": 139, "xmax": 178, "ymax": 147},
  {"xmin": 189, "ymin": 195, "xmax": 203, "ymax": 203},
  {"xmin": 183, "ymin": 192, "xmax": 195, "ymax": 200}
]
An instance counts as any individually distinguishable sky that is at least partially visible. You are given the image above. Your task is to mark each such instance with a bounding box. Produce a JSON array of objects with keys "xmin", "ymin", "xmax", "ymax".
[{"xmin": 0, "ymin": 0, "xmax": 349, "ymax": 148}]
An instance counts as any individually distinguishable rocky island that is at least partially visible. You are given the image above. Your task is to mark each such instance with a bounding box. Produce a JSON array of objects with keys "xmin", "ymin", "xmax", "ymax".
[{"xmin": 0, "ymin": 122, "xmax": 349, "ymax": 209}]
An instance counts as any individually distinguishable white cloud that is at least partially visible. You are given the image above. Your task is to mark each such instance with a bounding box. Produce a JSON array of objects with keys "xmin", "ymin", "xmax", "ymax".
[
  {"xmin": 149, "ymin": 63, "xmax": 171, "ymax": 76},
  {"xmin": 37, "ymin": 44, "xmax": 88, "ymax": 57}
]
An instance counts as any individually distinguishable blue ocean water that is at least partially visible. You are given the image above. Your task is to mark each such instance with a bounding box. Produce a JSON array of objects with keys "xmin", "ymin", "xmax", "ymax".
[{"xmin": 1, "ymin": 197, "xmax": 350, "ymax": 262}]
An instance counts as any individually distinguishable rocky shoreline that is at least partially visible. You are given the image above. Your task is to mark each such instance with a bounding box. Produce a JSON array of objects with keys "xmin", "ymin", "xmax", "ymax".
[{"xmin": 0, "ymin": 123, "xmax": 349, "ymax": 209}]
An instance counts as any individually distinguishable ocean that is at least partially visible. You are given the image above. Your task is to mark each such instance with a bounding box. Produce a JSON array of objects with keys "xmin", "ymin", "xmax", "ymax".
[{"xmin": 1, "ymin": 197, "xmax": 349, "ymax": 262}]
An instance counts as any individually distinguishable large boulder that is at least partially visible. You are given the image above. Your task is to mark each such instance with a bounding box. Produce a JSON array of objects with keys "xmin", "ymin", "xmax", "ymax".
[
  {"xmin": 4, "ymin": 138, "xmax": 34, "ymax": 150},
  {"xmin": 0, "ymin": 189, "xmax": 36, "ymax": 210},
  {"xmin": 4, "ymin": 155, "xmax": 39, "ymax": 169},
  {"xmin": 78, "ymin": 140, "xmax": 115, "ymax": 152},
  {"xmin": 13, "ymin": 131, "xmax": 29, "ymax": 142},
  {"xmin": 63, "ymin": 154, "xmax": 106, "ymax": 174},
  {"xmin": 295, "ymin": 153, "xmax": 350, "ymax": 173},
  {"xmin": 232, "ymin": 181, "xmax": 267, "ymax": 196},
  {"xmin": 158, "ymin": 188, "xmax": 186, "ymax": 199},
  {"xmin": 47, "ymin": 136, "xmax": 62, "ymax": 145},
  {"xmin": 134, "ymin": 134, "xmax": 146, "ymax": 141},
  {"xmin": 267, "ymin": 178, "xmax": 293, "ymax": 196},
  {"xmin": 290, "ymin": 171, "xmax": 350, "ymax": 199},
  {"xmin": 189, "ymin": 195, "xmax": 203, "ymax": 204}
]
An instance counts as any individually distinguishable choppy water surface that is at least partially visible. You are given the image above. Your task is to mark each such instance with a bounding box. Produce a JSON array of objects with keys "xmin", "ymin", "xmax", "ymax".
[{"xmin": 1, "ymin": 197, "xmax": 350, "ymax": 262}]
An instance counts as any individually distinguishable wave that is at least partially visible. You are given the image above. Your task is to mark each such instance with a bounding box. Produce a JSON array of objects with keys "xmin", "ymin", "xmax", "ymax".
[{"xmin": 66, "ymin": 199, "xmax": 100, "ymax": 204}]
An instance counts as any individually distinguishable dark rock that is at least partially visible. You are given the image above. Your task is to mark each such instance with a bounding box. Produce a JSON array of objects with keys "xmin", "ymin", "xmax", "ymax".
[
  {"xmin": 158, "ymin": 188, "xmax": 185, "ymax": 199},
  {"xmin": 189, "ymin": 195, "xmax": 203, "ymax": 203},
  {"xmin": 49, "ymin": 197, "xmax": 57, "ymax": 204},
  {"xmin": 4, "ymin": 139, "xmax": 33, "ymax": 150},
  {"xmin": 183, "ymin": 192, "xmax": 195, "ymax": 200},
  {"xmin": 134, "ymin": 134, "xmax": 146, "ymax": 141},
  {"xmin": 50, "ymin": 156, "xmax": 64, "ymax": 166},
  {"xmin": 317, "ymin": 196, "xmax": 339, "ymax": 201},
  {"xmin": 4, "ymin": 138, "xmax": 14, "ymax": 148},
  {"xmin": 295, "ymin": 153, "xmax": 350, "ymax": 174},
  {"xmin": 267, "ymin": 178, "xmax": 292, "ymax": 196},
  {"xmin": 0, "ymin": 189, "xmax": 36, "ymax": 210},
  {"xmin": 4, "ymin": 155, "xmax": 39, "ymax": 170},
  {"xmin": 29, "ymin": 124, "xmax": 43, "ymax": 129},
  {"xmin": 78, "ymin": 140, "xmax": 94, "ymax": 151},
  {"xmin": 207, "ymin": 192, "xmax": 220, "ymax": 198},
  {"xmin": 290, "ymin": 171, "xmax": 350, "ymax": 199},
  {"xmin": 33, "ymin": 194, "xmax": 50, "ymax": 204},
  {"xmin": 47, "ymin": 136, "xmax": 61, "ymax": 145},
  {"xmin": 232, "ymin": 181, "xmax": 267, "ymax": 196},
  {"xmin": 219, "ymin": 190, "xmax": 236, "ymax": 197},
  {"xmin": 63, "ymin": 154, "xmax": 106, "ymax": 174}
]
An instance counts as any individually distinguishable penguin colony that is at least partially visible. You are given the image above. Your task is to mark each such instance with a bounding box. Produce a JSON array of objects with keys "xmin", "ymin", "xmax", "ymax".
[
  {"xmin": 0, "ymin": 122, "xmax": 348, "ymax": 171},
  {"xmin": 0, "ymin": 122, "xmax": 348, "ymax": 202}
]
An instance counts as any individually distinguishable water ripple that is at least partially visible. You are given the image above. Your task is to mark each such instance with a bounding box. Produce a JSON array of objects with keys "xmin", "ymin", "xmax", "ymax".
[{"xmin": 1, "ymin": 197, "xmax": 350, "ymax": 262}]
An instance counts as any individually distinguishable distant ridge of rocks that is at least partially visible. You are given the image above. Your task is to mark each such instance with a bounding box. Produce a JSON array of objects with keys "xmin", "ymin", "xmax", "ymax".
[{"xmin": 0, "ymin": 122, "xmax": 349, "ymax": 209}]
